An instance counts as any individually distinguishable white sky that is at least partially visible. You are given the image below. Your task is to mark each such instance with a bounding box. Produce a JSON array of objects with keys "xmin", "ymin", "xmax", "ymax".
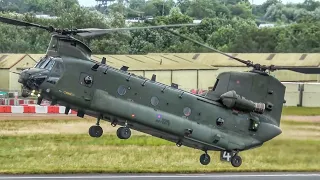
[{"xmin": 78, "ymin": 0, "xmax": 307, "ymax": 7}]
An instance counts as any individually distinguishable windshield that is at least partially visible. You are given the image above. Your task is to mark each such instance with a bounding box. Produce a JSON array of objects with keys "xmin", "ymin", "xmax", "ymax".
[
  {"xmin": 44, "ymin": 59, "xmax": 55, "ymax": 71},
  {"xmin": 34, "ymin": 56, "xmax": 54, "ymax": 69},
  {"xmin": 34, "ymin": 58, "xmax": 45, "ymax": 68}
]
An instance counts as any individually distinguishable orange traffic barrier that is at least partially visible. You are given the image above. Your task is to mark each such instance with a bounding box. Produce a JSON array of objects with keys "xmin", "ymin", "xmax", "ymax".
[
  {"xmin": 0, "ymin": 106, "xmax": 6, "ymax": 113},
  {"xmin": 48, "ymin": 106, "xmax": 59, "ymax": 113},
  {"xmin": 0, "ymin": 106, "xmax": 11, "ymax": 113},
  {"xmin": 71, "ymin": 110, "xmax": 77, "ymax": 114},
  {"xmin": 23, "ymin": 106, "xmax": 36, "ymax": 113}
]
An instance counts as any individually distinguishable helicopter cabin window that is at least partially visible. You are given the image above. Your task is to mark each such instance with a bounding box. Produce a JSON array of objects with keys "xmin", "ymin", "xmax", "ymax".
[
  {"xmin": 151, "ymin": 96, "xmax": 159, "ymax": 106},
  {"xmin": 117, "ymin": 85, "xmax": 127, "ymax": 96},
  {"xmin": 216, "ymin": 117, "xmax": 224, "ymax": 126},
  {"xmin": 183, "ymin": 107, "xmax": 192, "ymax": 117},
  {"xmin": 79, "ymin": 73, "xmax": 93, "ymax": 87}
]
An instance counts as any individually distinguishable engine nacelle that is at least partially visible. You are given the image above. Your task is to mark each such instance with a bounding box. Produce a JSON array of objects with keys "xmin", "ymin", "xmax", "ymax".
[{"xmin": 220, "ymin": 90, "xmax": 265, "ymax": 114}]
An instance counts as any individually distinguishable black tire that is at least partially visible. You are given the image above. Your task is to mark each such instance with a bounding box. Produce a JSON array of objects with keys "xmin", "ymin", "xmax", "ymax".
[
  {"xmin": 116, "ymin": 127, "xmax": 122, "ymax": 139},
  {"xmin": 231, "ymin": 155, "xmax": 242, "ymax": 167},
  {"xmin": 89, "ymin": 125, "xmax": 103, "ymax": 138},
  {"xmin": 117, "ymin": 127, "xmax": 131, "ymax": 139},
  {"xmin": 199, "ymin": 153, "xmax": 210, "ymax": 165}
]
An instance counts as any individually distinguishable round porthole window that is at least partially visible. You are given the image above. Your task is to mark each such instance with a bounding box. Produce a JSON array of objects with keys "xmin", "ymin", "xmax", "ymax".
[
  {"xmin": 216, "ymin": 117, "xmax": 224, "ymax": 126},
  {"xmin": 84, "ymin": 76, "xmax": 93, "ymax": 85},
  {"xmin": 117, "ymin": 85, "xmax": 127, "ymax": 95},
  {"xmin": 151, "ymin": 96, "xmax": 159, "ymax": 106},
  {"xmin": 183, "ymin": 107, "xmax": 191, "ymax": 116}
]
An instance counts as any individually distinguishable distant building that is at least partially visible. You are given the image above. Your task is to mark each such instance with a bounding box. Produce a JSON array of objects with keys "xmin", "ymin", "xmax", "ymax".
[
  {"xmin": 35, "ymin": 14, "xmax": 57, "ymax": 19},
  {"xmin": 258, "ymin": 23, "xmax": 275, "ymax": 28}
]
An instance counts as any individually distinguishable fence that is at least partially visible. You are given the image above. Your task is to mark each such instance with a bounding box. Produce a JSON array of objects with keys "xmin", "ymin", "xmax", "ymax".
[
  {"xmin": 0, "ymin": 105, "xmax": 77, "ymax": 114},
  {"xmin": 282, "ymin": 82, "xmax": 320, "ymax": 107}
]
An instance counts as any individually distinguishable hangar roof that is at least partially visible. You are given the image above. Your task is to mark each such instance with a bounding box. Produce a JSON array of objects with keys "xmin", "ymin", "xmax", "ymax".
[
  {"xmin": 0, "ymin": 54, "xmax": 38, "ymax": 69},
  {"xmin": 1, "ymin": 53, "xmax": 319, "ymax": 70},
  {"xmin": 92, "ymin": 54, "xmax": 215, "ymax": 70},
  {"xmin": 28, "ymin": 54, "xmax": 46, "ymax": 61},
  {"xmin": 26, "ymin": 54, "xmax": 218, "ymax": 70},
  {"xmin": 165, "ymin": 53, "xmax": 320, "ymax": 67}
]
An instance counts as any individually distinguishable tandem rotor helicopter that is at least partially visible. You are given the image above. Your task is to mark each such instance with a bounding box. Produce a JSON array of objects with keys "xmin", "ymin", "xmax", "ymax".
[{"xmin": 1, "ymin": 15, "xmax": 320, "ymax": 168}]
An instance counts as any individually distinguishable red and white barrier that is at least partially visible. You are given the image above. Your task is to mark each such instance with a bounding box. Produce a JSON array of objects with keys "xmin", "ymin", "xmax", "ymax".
[{"xmin": 0, "ymin": 105, "xmax": 77, "ymax": 114}]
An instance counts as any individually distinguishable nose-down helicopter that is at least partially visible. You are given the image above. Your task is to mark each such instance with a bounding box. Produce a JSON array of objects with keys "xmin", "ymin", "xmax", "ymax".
[{"xmin": 1, "ymin": 15, "xmax": 320, "ymax": 168}]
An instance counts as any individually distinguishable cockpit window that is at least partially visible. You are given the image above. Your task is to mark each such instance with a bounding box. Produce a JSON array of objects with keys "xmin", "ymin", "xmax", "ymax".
[
  {"xmin": 40, "ymin": 58, "xmax": 51, "ymax": 69},
  {"xmin": 50, "ymin": 61, "xmax": 64, "ymax": 77},
  {"xmin": 34, "ymin": 56, "xmax": 57, "ymax": 71},
  {"xmin": 44, "ymin": 59, "xmax": 55, "ymax": 70},
  {"xmin": 34, "ymin": 57, "xmax": 47, "ymax": 68},
  {"xmin": 53, "ymin": 62, "xmax": 63, "ymax": 73}
]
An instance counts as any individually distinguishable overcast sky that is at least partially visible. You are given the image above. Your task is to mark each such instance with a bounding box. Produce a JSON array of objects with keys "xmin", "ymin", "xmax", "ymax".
[{"xmin": 78, "ymin": 0, "xmax": 306, "ymax": 7}]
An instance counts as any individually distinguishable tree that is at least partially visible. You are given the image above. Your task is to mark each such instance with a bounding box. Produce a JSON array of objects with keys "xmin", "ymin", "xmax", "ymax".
[{"xmin": 144, "ymin": 0, "xmax": 175, "ymax": 16}]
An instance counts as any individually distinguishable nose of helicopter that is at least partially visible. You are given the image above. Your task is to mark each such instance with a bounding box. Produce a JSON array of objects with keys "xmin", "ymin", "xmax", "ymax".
[
  {"xmin": 18, "ymin": 68, "xmax": 48, "ymax": 90},
  {"xmin": 18, "ymin": 70, "xmax": 30, "ymax": 85},
  {"xmin": 256, "ymin": 123, "xmax": 282, "ymax": 142}
]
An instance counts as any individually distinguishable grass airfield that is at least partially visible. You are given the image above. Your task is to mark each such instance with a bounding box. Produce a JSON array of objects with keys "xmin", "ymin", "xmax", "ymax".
[{"xmin": 0, "ymin": 107, "xmax": 319, "ymax": 174}]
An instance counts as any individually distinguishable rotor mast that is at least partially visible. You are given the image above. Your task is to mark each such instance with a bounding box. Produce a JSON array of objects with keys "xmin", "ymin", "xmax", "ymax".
[{"xmin": 46, "ymin": 34, "xmax": 93, "ymax": 61}]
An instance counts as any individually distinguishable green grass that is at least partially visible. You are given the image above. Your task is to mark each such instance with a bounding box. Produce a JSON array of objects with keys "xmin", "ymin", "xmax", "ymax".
[
  {"xmin": 282, "ymin": 106, "xmax": 320, "ymax": 116},
  {"xmin": 0, "ymin": 108, "xmax": 319, "ymax": 174},
  {"xmin": 282, "ymin": 119, "xmax": 320, "ymax": 126},
  {"xmin": 0, "ymin": 134, "xmax": 319, "ymax": 174}
]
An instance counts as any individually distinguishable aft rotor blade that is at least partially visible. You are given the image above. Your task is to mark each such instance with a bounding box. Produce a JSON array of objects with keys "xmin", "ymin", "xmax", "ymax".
[
  {"xmin": 158, "ymin": 27, "xmax": 253, "ymax": 67},
  {"xmin": 272, "ymin": 66, "xmax": 320, "ymax": 74},
  {"xmin": 0, "ymin": 15, "xmax": 52, "ymax": 32},
  {"xmin": 76, "ymin": 24, "xmax": 199, "ymax": 37}
]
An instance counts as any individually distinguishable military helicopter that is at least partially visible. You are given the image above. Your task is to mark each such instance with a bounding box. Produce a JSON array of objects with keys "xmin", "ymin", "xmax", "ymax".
[{"xmin": 1, "ymin": 15, "xmax": 320, "ymax": 168}]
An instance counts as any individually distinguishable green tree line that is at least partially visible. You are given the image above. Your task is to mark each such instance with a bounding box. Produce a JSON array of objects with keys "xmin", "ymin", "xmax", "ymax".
[
  {"xmin": 1, "ymin": 0, "xmax": 320, "ymax": 23},
  {"xmin": 0, "ymin": 0, "xmax": 319, "ymax": 54}
]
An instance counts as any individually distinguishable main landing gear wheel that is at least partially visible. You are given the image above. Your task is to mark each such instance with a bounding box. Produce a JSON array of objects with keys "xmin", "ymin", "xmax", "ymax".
[
  {"xmin": 117, "ymin": 127, "xmax": 131, "ymax": 139},
  {"xmin": 89, "ymin": 116, "xmax": 103, "ymax": 138},
  {"xmin": 199, "ymin": 153, "xmax": 211, "ymax": 165},
  {"xmin": 231, "ymin": 155, "xmax": 242, "ymax": 167},
  {"xmin": 89, "ymin": 125, "xmax": 103, "ymax": 138}
]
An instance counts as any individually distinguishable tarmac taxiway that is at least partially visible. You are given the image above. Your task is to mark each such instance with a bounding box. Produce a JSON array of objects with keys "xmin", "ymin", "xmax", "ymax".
[{"xmin": 0, "ymin": 173, "xmax": 319, "ymax": 180}]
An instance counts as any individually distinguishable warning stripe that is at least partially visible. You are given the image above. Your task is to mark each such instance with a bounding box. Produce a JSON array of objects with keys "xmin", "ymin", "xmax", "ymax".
[{"xmin": 0, "ymin": 106, "xmax": 77, "ymax": 114}]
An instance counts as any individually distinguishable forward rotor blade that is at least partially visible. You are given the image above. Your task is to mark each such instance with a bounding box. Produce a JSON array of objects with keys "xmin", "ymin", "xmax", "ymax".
[
  {"xmin": 0, "ymin": 16, "xmax": 52, "ymax": 31},
  {"xmin": 272, "ymin": 66, "xmax": 320, "ymax": 74},
  {"xmin": 76, "ymin": 23, "xmax": 199, "ymax": 37},
  {"xmin": 10, "ymin": 71, "xmax": 21, "ymax": 75}
]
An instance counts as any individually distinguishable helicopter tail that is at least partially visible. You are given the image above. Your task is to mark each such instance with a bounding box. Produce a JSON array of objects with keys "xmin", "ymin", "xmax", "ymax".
[{"xmin": 264, "ymin": 82, "xmax": 286, "ymax": 127}]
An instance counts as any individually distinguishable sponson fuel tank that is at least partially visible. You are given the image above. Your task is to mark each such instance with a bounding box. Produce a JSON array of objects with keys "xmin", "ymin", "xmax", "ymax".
[{"xmin": 220, "ymin": 90, "xmax": 265, "ymax": 113}]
